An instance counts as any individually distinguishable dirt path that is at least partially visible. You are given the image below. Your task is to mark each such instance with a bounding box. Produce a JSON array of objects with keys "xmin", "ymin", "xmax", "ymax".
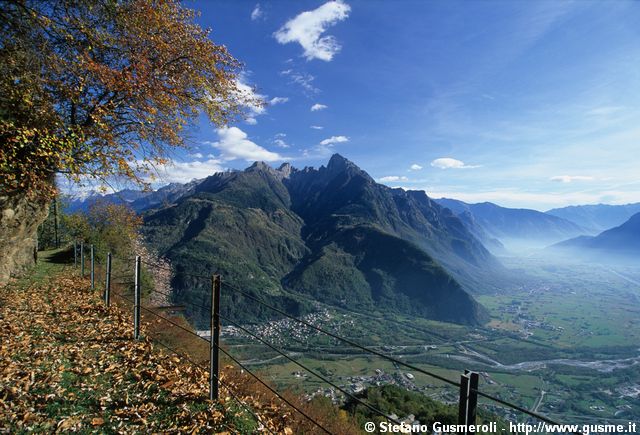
[{"xmin": 0, "ymin": 252, "xmax": 239, "ymax": 433}]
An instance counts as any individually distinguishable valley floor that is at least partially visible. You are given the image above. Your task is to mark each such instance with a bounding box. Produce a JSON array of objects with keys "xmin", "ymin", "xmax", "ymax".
[{"xmin": 224, "ymin": 255, "xmax": 640, "ymax": 425}]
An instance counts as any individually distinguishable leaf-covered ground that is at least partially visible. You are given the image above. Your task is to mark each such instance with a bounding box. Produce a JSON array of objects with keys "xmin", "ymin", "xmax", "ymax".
[{"xmin": 0, "ymin": 255, "xmax": 262, "ymax": 433}]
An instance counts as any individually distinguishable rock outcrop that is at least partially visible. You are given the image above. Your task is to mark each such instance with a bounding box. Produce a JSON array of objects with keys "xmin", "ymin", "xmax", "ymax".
[{"xmin": 0, "ymin": 192, "xmax": 50, "ymax": 285}]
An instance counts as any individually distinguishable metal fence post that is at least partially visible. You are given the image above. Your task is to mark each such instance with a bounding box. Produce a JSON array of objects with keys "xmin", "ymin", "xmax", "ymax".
[
  {"xmin": 468, "ymin": 371, "xmax": 478, "ymax": 430},
  {"xmin": 74, "ymin": 241, "xmax": 77, "ymax": 267},
  {"xmin": 458, "ymin": 371, "xmax": 469, "ymax": 427},
  {"xmin": 134, "ymin": 255, "xmax": 141, "ymax": 340},
  {"xmin": 458, "ymin": 370, "xmax": 479, "ymax": 434},
  {"xmin": 90, "ymin": 244, "xmax": 95, "ymax": 290},
  {"xmin": 80, "ymin": 242, "xmax": 85, "ymax": 277},
  {"xmin": 210, "ymin": 274, "xmax": 221, "ymax": 401},
  {"xmin": 105, "ymin": 252, "xmax": 111, "ymax": 307},
  {"xmin": 53, "ymin": 197, "xmax": 59, "ymax": 249}
]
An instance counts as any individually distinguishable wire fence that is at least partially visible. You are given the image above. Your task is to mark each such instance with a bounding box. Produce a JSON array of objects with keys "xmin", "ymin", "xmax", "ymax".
[
  {"xmin": 109, "ymin": 290, "xmax": 275, "ymax": 434},
  {"xmin": 73, "ymin": 241, "xmax": 583, "ymax": 435}
]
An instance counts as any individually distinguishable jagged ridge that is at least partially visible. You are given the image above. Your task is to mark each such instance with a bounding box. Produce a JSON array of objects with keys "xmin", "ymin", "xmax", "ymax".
[{"xmin": 142, "ymin": 154, "xmax": 493, "ymax": 325}]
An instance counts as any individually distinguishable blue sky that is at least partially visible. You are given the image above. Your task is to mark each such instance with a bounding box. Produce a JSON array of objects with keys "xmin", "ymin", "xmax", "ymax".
[{"xmin": 141, "ymin": 1, "xmax": 640, "ymax": 211}]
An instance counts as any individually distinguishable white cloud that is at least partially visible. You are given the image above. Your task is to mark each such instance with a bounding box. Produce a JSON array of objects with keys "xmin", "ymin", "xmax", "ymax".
[
  {"xmin": 274, "ymin": 139, "xmax": 290, "ymax": 148},
  {"xmin": 251, "ymin": 3, "xmax": 263, "ymax": 21},
  {"xmin": 207, "ymin": 127, "xmax": 283, "ymax": 162},
  {"xmin": 189, "ymin": 152, "xmax": 203, "ymax": 159},
  {"xmin": 409, "ymin": 164, "xmax": 423, "ymax": 171},
  {"xmin": 550, "ymin": 175, "xmax": 595, "ymax": 183},
  {"xmin": 379, "ymin": 176, "xmax": 409, "ymax": 183},
  {"xmin": 430, "ymin": 157, "xmax": 481, "ymax": 169},
  {"xmin": 310, "ymin": 125, "xmax": 324, "ymax": 130},
  {"xmin": 234, "ymin": 78, "xmax": 288, "ymax": 123},
  {"xmin": 273, "ymin": 133, "xmax": 290, "ymax": 148},
  {"xmin": 280, "ymin": 69, "xmax": 318, "ymax": 94},
  {"xmin": 234, "ymin": 78, "xmax": 266, "ymax": 123},
  {"xmin": 235, "ymin": 79, "xmax": 265, "ymax": 115},
  {"xmin": 304, "ymin": 134, "xmax": 349, "ymax": 158},
  {"xmin": 152, "ymin": 159, "xmax": 225, "ymax": 184},
  {"xmin": 274, "ymin": 0, "xmax": 351, "ymax": 61},
  {"xmin": 269, "ymin": 96, "xmax": 289, "ymax": 105},
  {"xmin": 319, "ymin": 135, "xmax": 349, "ymax": 146},
  {"xmin": 311, "ymin": 103, "xmax": 328, "ymax": 111}
]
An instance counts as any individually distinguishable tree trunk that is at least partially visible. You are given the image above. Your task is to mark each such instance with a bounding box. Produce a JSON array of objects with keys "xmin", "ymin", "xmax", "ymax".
[{"xmin": 0, "ymin": 190, "xmax": 50, "ymax": 286}]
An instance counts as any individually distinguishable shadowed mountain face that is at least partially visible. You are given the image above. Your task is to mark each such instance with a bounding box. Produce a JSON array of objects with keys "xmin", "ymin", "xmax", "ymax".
[
  {"xmin": 546, "ymin": 203, "xmax": 640, "ymax": 233},
  {"xmin": 142, "ymin": 155, "xmax": 492, "ymax": 326},
  {"xmin": 552, "ymin": 212, "xmax": 640, "ymax": 257},
  {"xmin": 436, "ymin": 198, "xmax": 588, "ymax": 250},
  {"xmin": 286, "ymin": 156, "xmax": 504, "ymax": 291}
]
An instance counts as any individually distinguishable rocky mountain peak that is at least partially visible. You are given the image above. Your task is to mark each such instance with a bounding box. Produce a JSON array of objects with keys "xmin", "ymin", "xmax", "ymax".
[
  {"xmin": 245, "ymin": 162, "xmax": 293, "ymax": 180},
  {"xmin": 277, "ymin": 162, "xmax": 293, "ymax": 178},
  {"xmin": 247, "ymin": 161, "xmax": 274, "ymax": 173},
  {"xmin": 245, "ymin": 161, "xmax": 296, "ymax": 181},
  {"xmin": 326, "ymin": 153, "xmax": 355, "ymax": 172}
]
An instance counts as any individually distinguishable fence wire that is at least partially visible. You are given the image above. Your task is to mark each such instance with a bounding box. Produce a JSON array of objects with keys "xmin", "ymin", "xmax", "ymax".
[
  {"xmin": 110, "ymin": 288, "xmax": 333, "ymax": 434},
  {"xmin": 103, "ymin": 249, "xmax": 582, "ymax": 433}
]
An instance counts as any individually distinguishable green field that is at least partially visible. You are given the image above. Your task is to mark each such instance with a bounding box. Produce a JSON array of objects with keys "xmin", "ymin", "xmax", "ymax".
[{"xmin": 222, "ymin": 254, "xmax": 640, "ymax": 424}]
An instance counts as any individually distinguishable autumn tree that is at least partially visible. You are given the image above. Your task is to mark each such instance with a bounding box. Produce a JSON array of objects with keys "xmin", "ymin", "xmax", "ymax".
[
  {"xmin": 64, "ymin": 201, "xmax": 142, "ymax": 259},
  {"xmin": 0, "ymin": 0, "xmax": 258, "ymax": 283}
]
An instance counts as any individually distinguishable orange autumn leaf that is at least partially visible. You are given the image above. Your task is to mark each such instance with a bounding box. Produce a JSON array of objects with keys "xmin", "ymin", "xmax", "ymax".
[{"xmin": 1, "ymin": 0, "xmax": 260, "ymax": 200}]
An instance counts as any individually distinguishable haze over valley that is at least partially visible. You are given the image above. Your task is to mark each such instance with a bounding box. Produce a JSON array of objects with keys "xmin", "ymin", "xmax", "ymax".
[
  {"xmin": 5, "ymin": 0, "xmax": 640, "ymax": 431},
  {"xmin": 65, "ymin": 155, "xmax": 640, "ymax": 424}
]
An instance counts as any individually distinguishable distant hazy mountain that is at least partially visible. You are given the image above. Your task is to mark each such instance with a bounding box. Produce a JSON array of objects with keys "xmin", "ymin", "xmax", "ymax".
[
  {"xmin": 546, "ymin": 203, "xmax": 640, "ymax": 233},
  {"xmin": 62, "ymin": 179, "xmax": 201, "ymax": 213},
  {"xmin": 130, "ymin": 179, "xmax": 202, "ymax": 211},
  {"xmin": 435, "ymin": 198, "xmax": 588, "ymax": 248},
  {"xmin": 63, "ymin": 189, "xmax": 147, "ymax": 213},
  {"xmin": 143, "ymin": 155, "xmax": 493, "ymax": 326},
  {"xmin": 443, "ymin": 209, "xmax": 506, "ymax": 255},
  {"xmin": 553, "ymin": 212, "xmax": 640, "ymax": 256}
]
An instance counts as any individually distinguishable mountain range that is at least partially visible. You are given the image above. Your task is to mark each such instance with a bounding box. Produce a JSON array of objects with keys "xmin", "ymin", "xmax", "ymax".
[
  {"xmin": 63, "ymin": 180, "xmax": 202, "ymax": 213},
  {"xmin": 63, "ymin": 155, "xmax": 639, "ymax": 326},
  {"xmin": 546, "ymin": 203, "xmax": 640, "ymax": 233},
  {"xmin": 142, "ymin": 155, "xmax": 493, "ymax": 326},
  {"xmin": 552, "ymin": 212, "xmax": 640, "ymax": 257},
  {"xmin": 435, "ymin": 198, "xmax": 587, "ymax": 250}
]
